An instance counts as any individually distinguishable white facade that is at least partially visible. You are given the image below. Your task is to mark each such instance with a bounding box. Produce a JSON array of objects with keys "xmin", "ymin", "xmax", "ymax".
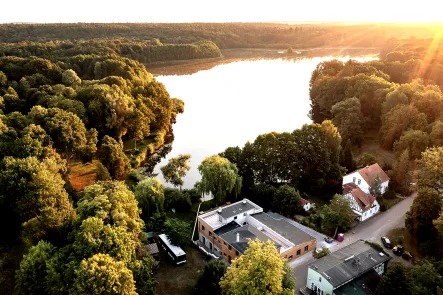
[
  {"xmin": 344, "ymin": 191, "xmax": 380, "ymax": 222},
  {"xmin": 303, "ymin": 202, "xmax": 311, "ymax": 211},
  {"xmin": 343, "ymin": 172, "xmax": 389, "ymax": 195},
  {"xmin": 343, "ymin": 172, "xmax": 371, "ymax": 193}
]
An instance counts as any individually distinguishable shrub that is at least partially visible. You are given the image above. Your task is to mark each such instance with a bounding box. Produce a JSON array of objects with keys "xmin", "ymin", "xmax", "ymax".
[
  {"xmin": 313, "ymin": 247, "xmax": 330, "ymax": 259},
  {"xmin": 383, "ymin": 188, "xmax": 397, "ymax": 199},
  {"xmin": 365, "ymin": 240, "xmax": 387, "ymax": 254}
]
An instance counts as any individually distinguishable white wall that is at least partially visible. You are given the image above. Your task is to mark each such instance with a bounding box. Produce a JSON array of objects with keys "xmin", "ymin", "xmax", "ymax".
[
  {"xmin": 303, "ymin": 203, "xmax": 311, "ymax": 211},
  {"xmin": 343, "ymin": 172, "xmax": 370, "ymax": 194},
  {"xmin": 360, "ymin": 199, "xmax": 380, "ymax": 222},
  {"xmin": 307, "ymin": 268, "xmax": 334, "ymax": 295},
  {"xmin": 381, "ymin": 180, "xmax": 389, "ymax": 194}
]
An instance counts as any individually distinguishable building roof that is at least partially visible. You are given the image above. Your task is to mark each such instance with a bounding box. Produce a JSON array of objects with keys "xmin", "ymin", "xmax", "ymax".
[
  {"xmin": 218, "ymin": 200, "xmax": 257, "ymax": 219},
  {"xmin": 219, "ymin": 225, "xmax": 281, "ymax": 254},
  {"xmin": 251, "ymin": 212, "xmax": 315, "ymax": 246},
  {"xmin": 308, "ymin": 240, "xmax": 390, "ymax": 288},
  {"xmin": 358, "ymin": 163, "xmax": 390, "ymax": 185},
  {"xmin": 300, "ymin": 198, "xmax": 310, "ymax": 206},
  {"xmin": 214, "ymin": 220, "xmax": 241, "ymax": 236},
  {"xmin": 343, "ymin": 183, "xmax": 376, "ymax": 212}
]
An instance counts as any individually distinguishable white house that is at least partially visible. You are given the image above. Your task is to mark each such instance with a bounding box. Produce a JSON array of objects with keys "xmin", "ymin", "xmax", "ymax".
[
  {"xmin": 343, "ymin": 183, "xmax": 380, "ymax": 221},
  {"xmin": 300, "ymin": 198, "xmax": 311, "ymax": 211},
  {"xmin": 306, "ymin": 240, "xmax": 390, "ymax": 295},
  {"xmin": 342, "ymin": 163, "xmax": 390, "ymax": 195}
]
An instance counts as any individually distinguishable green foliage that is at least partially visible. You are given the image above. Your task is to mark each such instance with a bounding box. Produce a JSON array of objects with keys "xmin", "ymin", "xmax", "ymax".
[
  {"xmin": 134, "ymin": 177, "xmax": 165, "ymax": 220},
  {"xmin": 376, "ymin": 263, "xmax": 410, "ymax": 295},
  {"xmin": 98, "ymin": 136, "xmax": 131, "ymax": 180},
  {"xmin": 62, "ymin": 69, "xmax": 81, "ymax": 86},
  {"xmin": 95, "ymin": 161, "xmax": 111, "ymax": 181},
  {"xmin": 15, "ymin": 241, "xmax": 55, "ymax": 295},
  {"xmin": 73, "ymin": 253, "xmax": 137, "ymax": 295},
  {"xmin": 394, "ymin": 129, "xmax": 429, "ymax": 160},
  {"xmin": 364, "ymin": 240, "xmax": 386, "ymax": 254},
  {"xmin": 249, "ymin": 183, "xmax": 277, "ymax": 209},
  {"xmin": 163, "ymin": 218, "xmax": 191, "ymax": 248},
  {"xmin": 197, "ymin": 155, "xmax": 242, "ymax": 205},
  {"xmin": 160, "ymin": 154, "xmax": 191, "ymax": 187},
  {"xmin": 192, "ymin": 260, "xmax": 226, "ymax": 295},
  {"xmin": 356, "ymin": 152, "xmax": 377, "ymax": 169},
  {"xmin": 313, "ymin": 247, "xmax": 330, "ymax": 259},
  {"xmin": 272, "ymin": 185, "xmax": 302, "ymax": 217},
  {"xmin": 331, "ymin": 97, "xmax": 364, "ymax": 145},
  {"xmin": 147, "ymin": 212, "xmax": 167, "ymax": 232},
  {"xmin": 0, "ymin": 156, "xmax": 75, "ymax": 245},
  {"xmin": 393, "ymin": 149, "xmax": 412, "ymax": 195},
  {"xmin": 340, "ymin": 139, "xmax": 356, "ymax": 172},
  {"xmin": 164, "ymin": 188, "xmax": 192, "ymax": 213},
  {"xmin": 219, "ymin": 239, "xmax": 289, "ymax": 295}
]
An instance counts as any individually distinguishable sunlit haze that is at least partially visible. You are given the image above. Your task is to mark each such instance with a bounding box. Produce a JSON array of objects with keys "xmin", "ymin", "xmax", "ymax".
[{"xmin": 4, "ymin": 0, "xmax": 443, "ymax": 23}]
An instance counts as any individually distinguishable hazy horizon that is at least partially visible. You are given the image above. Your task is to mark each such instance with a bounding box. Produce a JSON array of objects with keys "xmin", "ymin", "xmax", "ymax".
[{"xmin": 3, "ymin": 0, "xmax": 443, "ymax": 24}]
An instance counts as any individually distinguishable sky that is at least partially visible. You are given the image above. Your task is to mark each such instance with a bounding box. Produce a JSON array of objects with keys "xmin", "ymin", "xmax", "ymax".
[{"xmin": 2, "ymin": 0, "xmax": 443, "ymax": 24}]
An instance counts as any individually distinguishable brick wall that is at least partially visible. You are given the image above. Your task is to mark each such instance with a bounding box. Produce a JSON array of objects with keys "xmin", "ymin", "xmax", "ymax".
[{"xmin": 282, "ymin": 239, "xmax": 316, "ymax": 262}]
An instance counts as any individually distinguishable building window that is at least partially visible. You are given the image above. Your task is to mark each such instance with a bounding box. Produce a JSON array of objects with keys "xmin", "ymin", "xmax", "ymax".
[
  {"xmin": 234, "ymin": 216, "xmax": 237, "ymax": 220},
  {"xmin": 358, "ymin": 179, "xmax": 361, "ymax": 185},
  {"xmin": 297, "ymin": 249, "xmax": 301, "ymax": 256},
  {"xmin": 224, "ymin": 242, "xmax": 227, "ymax": 246},
  {"xmin": 304, "ymin": 246, "xmax": 309, "ymax": 252},
  {"xmin": 228, "ymin": 255, "xmax": 232, "ymax": 263},
  {"xmin": 236, "ymin": 250, "xmax": 239, "ymax": 256},
  {"xmin": 319, "ymin": 277, "xmax": 322, "ymax": 282},
  {"xmin": 243, "ymin": 213, "xmax": 246, "ymax": 216},
  {"xmin": 224, "ymin": 253, "xmax": 227, "ymax": 257},
  {"xmin": 228, "ymin": 245, "xmax": 232, "ymax": 250},
  {"xmin": 202, "ymin": 225, "xmax": 205, "ymax": 231},
  {"xmin": 209, "ymin": 232, "xmax": 212, "ymax": 237},
  {"xmin": 353, "ymin": 177, "xmax": 356, "ymax": 183},
  {"xmin": 288, "ymin": 255, "xmax": 293, "ymax": 259}
]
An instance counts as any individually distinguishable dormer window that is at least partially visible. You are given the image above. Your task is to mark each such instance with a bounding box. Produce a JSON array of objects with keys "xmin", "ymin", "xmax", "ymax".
[
  {"xmin": 358, "ymin": 179, "xmax": 361, "ymax": 185},
  {"xmin": 219, "ymin": 215, "xmax": 222, "ymax": 222},
  {"xmin": 353, "ymin": 177, "xmax": 356, "ymax": 183}
]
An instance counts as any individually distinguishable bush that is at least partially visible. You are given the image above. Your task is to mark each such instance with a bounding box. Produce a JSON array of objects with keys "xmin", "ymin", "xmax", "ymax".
[
  {"xmin": 183, "ymin": 188, "xmax": 201, "ymax": 204},
  {"xmin": 164, "ymin": 188, "xmax": 192, "ymax": 213},
  {"xmin": 383, "ymin": 188, "xmax": 397, "ymax": 199},
  {"xmin": 313, "ymin": 247, "xmax": 330, "ymax": 259},
  {"xmin": 365, "ymin": 240, "xmax": 387, "ymax": 254}
]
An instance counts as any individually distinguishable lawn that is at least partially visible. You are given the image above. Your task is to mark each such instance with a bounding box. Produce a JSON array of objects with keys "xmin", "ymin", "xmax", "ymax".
[
  {"xmin": 154, "ymin": 246, "xmax": 207, "ymax": 295},
  {"xmin": 383, "ymin": 197, "xmax": 402, "ymax": 210},
  {"xmin": 353, "ymin": 129, "xmax": 395, "ymax": 167},
  {"xmin": 68, "ymin": 160, "xmax": 99, "ymax": 191},
  {"xmin": 387, "ymin": 227, "xmax": 422, "ymax": 261}
]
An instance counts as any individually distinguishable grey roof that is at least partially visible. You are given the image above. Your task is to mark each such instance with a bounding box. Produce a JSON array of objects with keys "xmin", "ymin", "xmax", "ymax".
[
  {"xmin": 219, "ymin": 200, "xmax": 256, "ymax": 219},
  {"xmin": 251, "ymin": 212, "xmax": 315, "ymax": 246},
  {"xmin": 219, "ymin": 225, "xmax": 281, "ymax": 254},
  {"xmin": 308, "ymin": 240, "xmax": 390, "ymax": 288},
  {"xmin": 214, "ymin": 221, "xmax": 241, "ymax": 236}
]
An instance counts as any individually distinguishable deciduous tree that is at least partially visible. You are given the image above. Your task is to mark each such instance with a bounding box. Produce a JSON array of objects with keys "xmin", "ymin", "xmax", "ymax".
[
  {"xmin": 134, "ymin": 177, "xmax": 165, "ymax": 220},
  {"xmin": 160, "ymin": 154, "xmax": 191, "ymax": 188}
]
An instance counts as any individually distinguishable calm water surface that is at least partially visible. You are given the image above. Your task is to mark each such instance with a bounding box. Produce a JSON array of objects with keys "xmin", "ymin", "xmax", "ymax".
[{"xmin": 153, "ymin": 56, "xmax": 378, "ymax": 188}]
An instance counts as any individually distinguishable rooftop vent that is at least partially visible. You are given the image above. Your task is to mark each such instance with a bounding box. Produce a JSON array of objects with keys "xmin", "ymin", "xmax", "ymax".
[
  {"xmin": 239, "ymin": 208, "xmax": 243, "ymax": 211},
  {"xmin": 218, "ymin": 209, "xmax": 222, "ymax": 213},
  {"xmin": 379, "ymin": 252, "xmax": 385, "ymax": 257},
  {"xmin": 282, "ymin": 232, "xmax": 287, "ymax": 236},
  {"xmin": 257, "ymin": 226, "xmax": 263, "ymax": 231},
  {"xmin": 242, "ymin": 200, "xmax": 247, "ymax": 204},
  {"xmin": 344, "ymin": 255, "xmax": 355, "ymax": 262}
]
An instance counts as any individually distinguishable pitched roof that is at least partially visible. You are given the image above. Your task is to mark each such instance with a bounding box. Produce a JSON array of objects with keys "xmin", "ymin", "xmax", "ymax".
[
  {"xmin": 308, "ymin": 240, "xmax": 390, "ymax": 288},
  {"xmin": 357, "ymin": 163, "xmax": 390, "ymax": 186},
  {"xmin": 300, "ymin": 198, "xmax": 310, "ymax": 206},
  {"xmin": 343, "ymin": 183, "xmax": 376, "ymax": 212}
]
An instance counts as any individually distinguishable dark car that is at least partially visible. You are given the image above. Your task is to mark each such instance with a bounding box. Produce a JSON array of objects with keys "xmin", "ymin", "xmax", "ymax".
[
  {"xmin": 402, "ymin": 251, "xmax": 413, "ymax": 260},
  {"xmin": 381, "ymin": 237, "xmax": 392, "ymax": 248},
  {"xmin": 392, "ymin": 245, "xmax": 404, "ymax": 256},
  {"xmin": 324, "ymin": 237, "xmax": 334, "ymax": 244}
]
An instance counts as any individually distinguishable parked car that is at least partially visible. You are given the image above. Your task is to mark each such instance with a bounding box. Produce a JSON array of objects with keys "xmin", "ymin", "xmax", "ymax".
[
  {"xmin": 381, "ymin": 237, "xmax": 392, "ymax": 248},
  {"xmin": 402, "ymin": 251, "xmax": 413, "ymax": 260},
  {"xmin": 324, "ymin": 237, "xmax": 334, "ymax": 244},
  {"xmin": 392, "ymin": 245, "xmax": 404, "ymax": 256}
]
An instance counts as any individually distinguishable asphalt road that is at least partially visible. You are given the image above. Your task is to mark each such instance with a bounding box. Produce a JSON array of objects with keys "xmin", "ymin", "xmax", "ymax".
[{"xmin": 293, "ymin": 194, "xmax": 416, "ymax": 292}]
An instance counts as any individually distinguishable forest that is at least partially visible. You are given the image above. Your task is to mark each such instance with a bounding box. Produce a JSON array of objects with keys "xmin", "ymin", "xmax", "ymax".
[
  {"xmin": 0, "ymin": 22, "xmax": 441, "ymax": 56},
  {"xmin": 0, "ymin": 42, "xmax": 185, "ymax": 294}
]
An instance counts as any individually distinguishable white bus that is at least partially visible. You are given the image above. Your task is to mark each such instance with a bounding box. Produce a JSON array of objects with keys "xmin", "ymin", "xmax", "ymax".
[{"xmin": 158, "ymin": 234, "xmax": 186, "ymax": 265}]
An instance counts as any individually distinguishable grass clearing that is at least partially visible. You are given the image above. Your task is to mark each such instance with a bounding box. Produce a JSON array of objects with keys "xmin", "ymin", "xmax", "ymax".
[
  {"xmin": 68, "ymin": 160, "xmax": 99, "ymax": 192},
  {"xmin": 383, "ymin": 197, "xmax": 402, "ymax": 210},
  {"xmin": 353, "ymin": 129, "xmax": 395, "ymax": 167},
  {"xmin": 154, "ymin": 246, "xmax": 207, "ymax": 295},
  {"xmin": 387, "ymin": 227, "xmax": 422, "ymax": 261}
]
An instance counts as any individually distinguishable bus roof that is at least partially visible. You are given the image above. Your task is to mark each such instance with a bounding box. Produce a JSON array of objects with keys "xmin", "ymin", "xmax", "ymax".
[{"xmin": 159, "ymin": 234, "xmax": 186, "ymax": 256}]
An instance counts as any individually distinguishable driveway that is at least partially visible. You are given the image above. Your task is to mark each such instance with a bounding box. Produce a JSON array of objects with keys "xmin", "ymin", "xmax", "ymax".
[{"xmin": 292, "ymin": 194, "xmax": 415, "ymax": 293}]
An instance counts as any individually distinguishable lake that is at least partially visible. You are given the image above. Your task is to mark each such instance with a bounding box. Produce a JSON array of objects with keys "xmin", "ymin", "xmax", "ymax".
[{"xmin": 152, "ymin": 55, "xmax": 378, "ymax": 188}]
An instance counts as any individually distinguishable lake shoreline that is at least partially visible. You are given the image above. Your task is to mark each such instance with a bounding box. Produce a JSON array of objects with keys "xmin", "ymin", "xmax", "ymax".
[{"xmin": 147, "ymin": 47, "xmax": 380, "ymax": 76}]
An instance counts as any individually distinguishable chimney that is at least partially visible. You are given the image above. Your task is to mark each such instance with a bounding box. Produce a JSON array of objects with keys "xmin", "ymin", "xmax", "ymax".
[{"xmin": 236, "ymin": 233, "xmax": 240, "ymax": 242}]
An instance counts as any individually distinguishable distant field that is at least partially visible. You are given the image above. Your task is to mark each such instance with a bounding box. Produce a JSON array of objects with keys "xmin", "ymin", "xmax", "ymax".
[{"xmin": 68, "ymin": 160, "xmax": 98, "ymax": 191}]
